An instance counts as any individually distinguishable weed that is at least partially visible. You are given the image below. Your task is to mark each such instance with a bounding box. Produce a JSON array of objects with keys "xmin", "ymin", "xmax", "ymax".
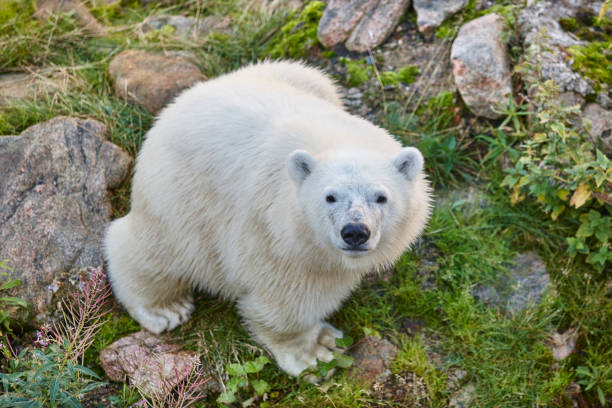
[
  {"xmin": 0, "ymin": 260, "xmax": 27, "ymax": 336},
  {"xmin": 217, "ymin": 355, "xmax": 271, "ymax": 406},
  {"xmin": 0, "ymin": 267, "xmax": 111, "ymax": 407}
]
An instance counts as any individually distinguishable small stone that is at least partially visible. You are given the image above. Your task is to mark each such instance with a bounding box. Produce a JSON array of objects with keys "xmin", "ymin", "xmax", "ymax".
[
  {"xmin": 401, "ymin": 317, "xmax": 425, "ymax": 337},
  {"xmin": 345, "ymin": 0, "xmax": 411, "ymax": 52},
  {"xmin": 472, "ymin": 252, "xmax": 550, "ymax": 315},
  {"xmin": 317, "ymin": 0, "xmax": 378, "ymax": 48},
  {"xmin": 472, "ymin": 285, "xmax": 501, "ymax": 306},
  {"xmin": 0, "ymin": 117, "xmax": 132, "ymax": 321},
  {"xmin": 108, "ymin": 50, "xmax": 206, "ymax": 114},
  {"xmin": 371, "ymin": 372, "xmax": 428, "ymax": 405},
  {"xmin": 446, "ymin": 368, "xmax": 467, "ymax": 392},
  {"xmin": 505, "ymin": 252, "xmax": 550, "ymax": 315},
  {"xmin": 451, "ymin": 13, "xmax": 512, "ymax": 119},
  {"xmin": 34, "ymin": 0, "xmax": 106, "ymax": 35},
  {"xmin": 0, "ymin": 72, "xmax": 70, "ymax": 106},
  {"xmin": 449, "ymin": 384, "xmax": 475, "ymax": 408},
  {"xmin": 549, "ymin": 328, "xmax": 578, "ymax": 361},
  {"xmin": 583, "ymin": 103, "xmax": 612, "ymax": 154},
  {"xmin": 349, "ymin": 336, "xmax": 398, "ymax": 387},
  {"xmin": 142, "ymin": 15, "xmax": 231, "ymax": 38},
  {"xmin": 99, "ymin": 330, "xmax": 208, "ymax": 397},
  {"xmin": 413, "ymin": 0, "xmax": 468, "ymax": 33},
  {"xmin": 559, "ymin": 91, "xmax": 585, "ymax": 109}
]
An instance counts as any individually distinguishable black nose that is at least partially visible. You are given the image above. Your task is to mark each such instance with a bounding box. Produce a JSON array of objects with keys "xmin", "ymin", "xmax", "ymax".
[{"xmin": 341, "ymin": 223, "xmax": 370, "ymax": 247}]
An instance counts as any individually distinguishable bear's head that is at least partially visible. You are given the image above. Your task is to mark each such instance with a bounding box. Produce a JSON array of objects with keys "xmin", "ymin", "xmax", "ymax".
[{"xmin": 288, "ymin": 147, "xmax": 427, "ymax": 269}]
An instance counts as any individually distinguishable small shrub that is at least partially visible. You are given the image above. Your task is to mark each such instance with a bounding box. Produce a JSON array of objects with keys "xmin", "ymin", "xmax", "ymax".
[{"xmin": 502, "ymin": 81, "xmax": 612, "ymax": 269}]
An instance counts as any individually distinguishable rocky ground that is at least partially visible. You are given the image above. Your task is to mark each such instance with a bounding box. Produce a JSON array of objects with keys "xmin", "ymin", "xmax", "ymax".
[{"xmin": 0, "ymin": 0, "xmax": 610, "ymax": 407}]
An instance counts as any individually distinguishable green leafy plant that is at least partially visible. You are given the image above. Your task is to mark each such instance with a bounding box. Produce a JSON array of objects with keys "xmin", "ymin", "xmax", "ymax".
[
  {"xmin": 501, "ymin": 81, "xmax": 612, "ymax": 269},
  {"xmin": 342, "ymin": 58, "xmax": 372, "ymax": 86},
  {"xmin": 313, "ymin": 336, "xmax": 354, "ymax": 378},
  {"xmin": 0, "ymin": 260, "xmax": 27, "ymax": 335},
  {"xmin": 217, "ymin": 355, "xmax": 270, "ymax": 406},
  {"xmin": 266, "ymin": 1, "xmax": 325, "ymax": 59},
  {"xmin": 576, "ymin": 363, "xmax": 612, "ymax": 406}
]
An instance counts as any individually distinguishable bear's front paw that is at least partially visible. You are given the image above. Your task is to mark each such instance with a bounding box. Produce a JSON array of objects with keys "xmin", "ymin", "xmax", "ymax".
[
  {"xmin": 131, "ymin": 296, "xmax": 195, "ymax": 334},
  {"xmin": 272, "ymin": 322, "xmax": 344, "ymax": 380}
]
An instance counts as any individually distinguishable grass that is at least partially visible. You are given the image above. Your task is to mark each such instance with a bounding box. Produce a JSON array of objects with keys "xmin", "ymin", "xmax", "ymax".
[{"xmin": 1, "ymin": 0, "xmax": 611, "ymax": 407}]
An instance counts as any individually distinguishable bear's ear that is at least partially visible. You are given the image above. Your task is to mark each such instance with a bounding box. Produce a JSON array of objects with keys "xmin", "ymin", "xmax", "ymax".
[
  {"xmin": 288, "ymin": 150, "xmax": 317, "ymax": 184},
  {"xmin": 393, "ymin": 147, "xmax": 424, "ymax": 181}
]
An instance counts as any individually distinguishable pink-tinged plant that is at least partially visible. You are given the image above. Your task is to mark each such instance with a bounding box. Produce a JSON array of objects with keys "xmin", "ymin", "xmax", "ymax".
[
  {"xmin": 0, "ymin": 266, "xmax": 112, "ymax": 407},
  {"xmin": 51, "ymin": 266, "xmax": 112, "ymax": 363}
]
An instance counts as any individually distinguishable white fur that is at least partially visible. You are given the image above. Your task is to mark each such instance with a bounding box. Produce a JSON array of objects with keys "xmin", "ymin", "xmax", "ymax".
[{"xmin": 104, "ymin": 61, "xmax": 432, "ymax": 377}]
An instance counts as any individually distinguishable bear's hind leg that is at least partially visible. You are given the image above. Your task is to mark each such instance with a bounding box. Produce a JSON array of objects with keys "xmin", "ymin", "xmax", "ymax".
[{"xmin": 104, "ymin": 215, "xmax": 195, "ymax": 334}]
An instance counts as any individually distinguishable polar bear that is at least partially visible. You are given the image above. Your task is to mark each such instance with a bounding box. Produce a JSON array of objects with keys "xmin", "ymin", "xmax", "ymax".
[{"xmin": 104, "ymin": 61, "xmax": 431, "ymax": 377}]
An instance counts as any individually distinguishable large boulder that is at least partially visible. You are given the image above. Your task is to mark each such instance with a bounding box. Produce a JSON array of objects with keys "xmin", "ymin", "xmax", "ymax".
[
  {"xmin": 317, "ymin": 0, "xmax": 410, "ymax": 52},
  {"xmin": 451, "ymin": 13, "xmax": 512, "ymax": 119},
  {"xmin": 109, "ymin": 50, "xmax": 206, "ymax": 114},
  {"xmin": 0, "ymin": 117, "xmax": 132, "ymax": 321}
]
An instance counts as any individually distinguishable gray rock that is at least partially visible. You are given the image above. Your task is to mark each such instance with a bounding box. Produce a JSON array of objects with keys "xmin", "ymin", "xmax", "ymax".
[
  {"xmin": 99, "ymin": 330, "xmax": 207, "ymax": 397},
  {"xmin": 349, "ymin": 335, "xmax": 398, "ymax": 387},
  {"xmin": 473, "ymin": 252, "xmax": 551, "ymax": 315},
  {"xmin": 446, "ymin": 368, "xmax": 467, "ymax": 392},
  {"xmin": 451, "ymin": 13, "xmax": 512, "ymax": 119},
  {"xmin": 0, "ymin": 117, "xmax": 132, "ymax": 321},
  {"xmin": 449, "ymin": 384, "xmax": 475, "ymax": 408},
  {"xmin": 381, "ymin": 34, "xmax": 456, "ymax": 110},
  {"xmin": 345, "ymin": 0, "xmax": 411, "ymax": 52},
  {"xmin": 413, "ymin": 0, "xmax": 468, "ymax": 33},
  {"xmin": 583, "ymin": 103, "xmax": 612, "ymax": 154},
  {"xmin": 142, "ymin": 14, "xmax": 231, "ymax": 38},
  {"xmin": 108, "ymin": 50, "xmax": 206, "ymax": 114},
  {"xmin": 518, "ymin": 1, "xmax": 597, "ymax": 98},
  {"xmin": 472, "ymin": 285, "xmax": 501, "ymax": 306},
  {"xmin": 317, "ymin": 0, "xmax": 377, "ymax": 48},
  {"xmin": 506, "ymin": 252, "xmax": 550, "ymax": 315}
]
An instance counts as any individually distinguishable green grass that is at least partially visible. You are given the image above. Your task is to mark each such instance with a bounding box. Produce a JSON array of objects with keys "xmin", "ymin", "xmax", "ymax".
[{"xmin": 1, "ymin": 0, "xmax": 611, "ymax": 406}]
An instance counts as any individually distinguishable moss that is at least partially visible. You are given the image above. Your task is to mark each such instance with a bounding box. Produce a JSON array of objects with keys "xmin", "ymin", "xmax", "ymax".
[
  {"xmin": 266, "ymin": 1, "xmax": 325, "ymax": 59},
  {"xmin": 341, "ymin": 58, "xmax": 420, "ymax": 87},
  {"xmin": 559, "ymin": 10, "xmax": 612, "ymax": 42},
  {"xmin": 569, "ymin": 41, "xmax": 612, "ymax": 89},
  {"xmin": 341, "ymin": 58, "xmax": 372, "ymax": 86},
  {"xmin": 434, "ymin": 1, "xmax": 517, "ymax": 40}
]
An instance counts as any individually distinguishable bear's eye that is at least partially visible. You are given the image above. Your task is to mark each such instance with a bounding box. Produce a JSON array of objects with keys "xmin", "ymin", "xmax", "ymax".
[
  {"xmin": 376, "ymin": 195, "xmax": 387, "ymax": 204},
  {"xmin": 326, "ymin": 194, "xmax": 337, "ymax": 203}
]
